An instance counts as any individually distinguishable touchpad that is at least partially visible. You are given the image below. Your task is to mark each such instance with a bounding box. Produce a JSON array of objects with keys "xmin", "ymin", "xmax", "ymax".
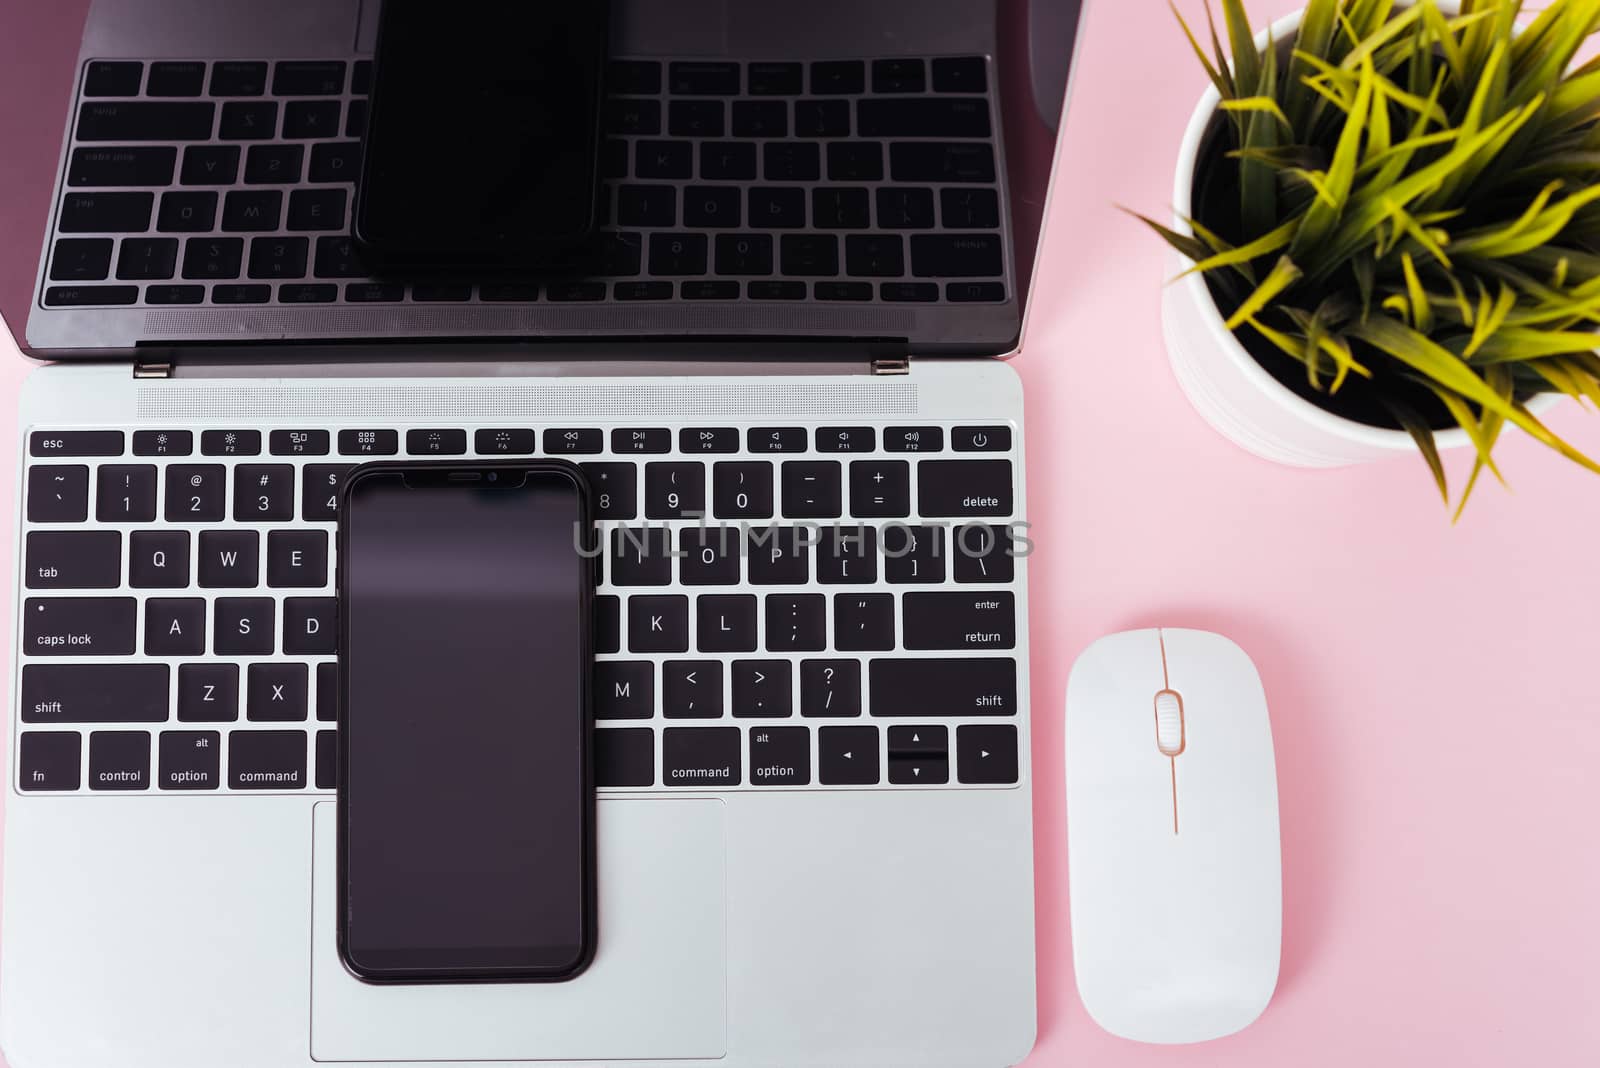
[{"xmin": 309, "ymin": 799, "xmax": 727, "ymax": 1061}]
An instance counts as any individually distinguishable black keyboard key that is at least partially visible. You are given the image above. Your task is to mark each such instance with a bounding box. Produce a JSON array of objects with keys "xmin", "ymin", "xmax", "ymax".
[
  {"xmin": 199, "ymin": 530, "xmax": 260, "ymax": 587},
  {"xmin": 685, "ymin": 185, "xmax": 742, "ymax": 228},
  {"xmin": 817, "ymin": 526, "xmax": 877, "ymax": 584},
  {"xmin": 834, "ymin": 591, "xmax": 893, "ymax": 649},
  {"xmin": 845, "ymin": 234, "xmax": 903, "ymax": 276},
  {"xmin": 596, "ymin": 232, "xmax": 644, "ymax": 275},
  {"xmin": 780, "ymin": 234, "xmax": 838, "ymax": 276},
  {"xmin": 883, "ymin": 524, "xmax": 945, "ymax": 584},
  {"xmin": 682, "ymin": 280, "xmax": 738, "ymax": 299},
  {"xmin": 89, "ymin": 731, "xmax": 150, "ymax": 791},
  {"xmin": 670, "ymin": 61, "xmax": 739, "ymax": 94},
  {"xmin": 618, "ymin": 184, "xmax": 677, "ymax": 227},
  {"xmin": 345, "ymin": 282, "xmax": 404, "ymax": 303},
  {"xmin": 595, "ymin": 596, "xmax": 621, "ymax": 655},
  {"xmin": 19, "ymin": 732, "xmax": 80, "ymax": 791},
  {"xmin": 781, "ymin": 460, "xmax": 841, "ymax": 518},
  {"xmin": 629, "ymin": 595, "xmax": 689, "ymax": 653},
  {"xmin": 129, "ymin": 530, "xmax": 190, "ymax": 588},
  {"xmin": 612, "ymin": 428, "xmax": 671, "ymax": 455},
  {"xmin": 406, "ymin": 429, "xmax": 466, "ymax": 455},
  {"xmin": 712, "ymin": 461, "xmax": 773, "ymax": 519},
  {"xmin": 210, "ymin": 61, "xmax": 268, "ymax": 96},
  {"xmin": 872, "ymin": 58, "xmax": 926, "ymax": 94},
  {"xmin": 762, "ymin": 143, "xmax": 819, "ymax": 182},
  {"xmin": 746, "ymin": 527, "xmax": 807, "ymax": 585},
  {"xmin": 283, "ymin": 100, "xmax": 341, "ymax": 138},
  {"xmin": 214, "ymin": 285, "xmax": 275, "ymax": 310},
  {"xmin": 957, "ymin": 723, "xmax": 1018, "ymax": 784},
  {"xmin": 801, "ymin": 659, "xmax": 862, "ymax": 717},
  {"xmin": 596, "ymin": 728, "xmax": 655, "ymax": 787},
  {"xmin": 543, "ymin": 428, "xmax": 603, "ymax": 455},
  {"xmin": 670, "ymin": 429, "xmax": 732, "ymax": 455},
  {"xmin": 828, "ymin": 142, "xmax": 883, "ymax": 181},
  {"xmin": 244, "ymin": 143, "xmax": 304, "ymax": 184},
  {"xmin": 904, "ymin": 591, "xmax": 1015, "ymax": 651},
  {"xmin": 849, "ymin": 459, "xmax": 910, "ymax": 517},
  {"xmin": 49, "ymin": 239, "xmax": 113, "ymax": 281},
  {"xmin": 77, "ymin": 101, "xmax": 214, "ymax": 140},
  {"xmin": 284, "ymin": 599, "xmax": 338, "ymax": 654},
  {"xmin": 932, "ymin": 56, "xmax": 987, "ymax": 92},
  {"xmin": 611, "ymin": 527, "xmax": 671, "ymax": 586},
  {"xmin": 941, "ymin": 187, "xmax": 1001, "ymax": 229},
  {"xmin": 748, "ymin": 427, "xmax": 807, "ymax": 453},
  {"xmin": 749, "ymin": 61, "xmax": 802, "ymax": 95},
  {"xmin": 116, "ymin": 238, "xmax": 179, "ymax": 280},
  {"xmin": 43, "ymin": 285, "xmax": 138, "ymax": 306},
  {"xmin": 662, "ymin": 727, "xmax": 739, "ymax": 787},
  {"xmin": 889, "ymin": 749, "xmax": 948, "ymax": 785},
  {"xmin": 602, "ymin": 138, "xmax": 629, "ymax": 178},
  {"xmin": 84, "ymin": 61, "xmax": 144, "ymax": 96},
  {"xmin": 181, "ymin": 237, "xmax": 242, "ymax": 279},
  {"xmin": 714, "ymin": 233, "xmax": 772, "ymax": 275},
  {"xmin": 475, "ymin": 428, "xmax": 536, "ymax": 455},
  {"xmin": 817, "ymin": 427, "xmax": 875, "ymax": 453},
  {"xmin": 605, "ymin": 98, "xmax": 661, "ymax": 136},
  {"xmin": 860, "ymin": 97, "xmax": 990, "ymax": 138},
  {"xmin": 890, "ymin": 142, "xmax": 995, "ymax": 183},
  {"xmin": 644, "ymin": 461, "xmax": 705, "ymax": 519},
  {"xmin": 21, "ymin": 663, "xmax": 168, "ymax": 723},
  {"xmin": 178, "ymin": 663, "xmax": 240, "ymax": 722},
  {"xmin": 764, "ymin": 593, "xmax": 825, "ymax": 651},
  {"xmin": 160, "ymin": 731, "xmax": 221, "ymax": 790},
  {"xmin": 885, "ymin": 426, "xmax": 944, "ymax": 452},
  {"xmin": 96, "ymin": 463, "xmax": 158, "ymax": 521},
  {"xmin": 263, "ymin": 430, "xmax": 328, "ymax": 457},
  {"xmin": 337, "ymin": 430, "xmax": 398, "ymax": 457},
  {"xmin": 917, "ymin": 459, "xmax": 1012, "ymax": 517},
  {"xmin": 159, "ymin": 191, "xmax": 219, "ymax": 231},
  {"xmin": 351, "ymin": 59, "xmax": 373, "ymax": 94},
  {"xmin": 732, "ymin": 100, "xmax": 787, "ymax": 137},
  {"xmin": 815, "ymin": 281, "xmax": 870, "ymax": 300},
  {"xmin": 274, "ymin": 60, "xmax": 346, "ymax": 95},
  {"xmin": 411, "ymin": 283, "xmax": 471, "ymax": 302},
  {"xmin": 732, "ymin": 661, "xmax": 791, "ymax": 719},
  {"xmin": 27, "ymin": 464, "xmax": 90, "ymax": 522},
  {"xmin": 247, "ymin": 236, "xmax": 308, "ymax": 279},
  {"xmin": 302, "ymin": 463, "xmax": 356, "ymax": 521},
  {"xmin": 811, "ymin": 60, "xmax": 864, "ymax": 95},
  {"xmin": 664, "ymin": 660, "xmax": 724, "ymax": 718},
  {"xmin": 30, "ymin": 432, "xmax": 124, "ymax": 459},
  {"xmin": 888, "ymin": 725, "xmax": 948, "ymax": 755},
  {"xmin": 316, "ymin": 663, "xmax": 338, "ymax": 722},
  {"xmin": 697, "ymin": 595, "xmax": 757, "ymax": 653},
  {"xmin": 609, "ymin": 60, "xmax": 661, "ymax": 94},
  {"xmin": 144, "ymin": 597, "xmax": 206, "ymax": 654},
  {"xmin": 953, "ymin": 524, "xmax": 1017, "ymax": 583},
  {"xmin": 669, "ymin": 99, "xmax": 723, "ymax": 137},
  {"xmin": 248, "ymin": 662, "xmax": 308, "ymax": 721},
  {"xmin": 222, "ymin": 190, "xmax": 282, "ymax": 231},
  {"xmin": 313, "ymin": 236, "xmax": 362, "ymax": 278},
  {"xmin": 268, "ymin": 530, "xmax": 329, "ymax": 587},
  {"xmin": 812, "ymin": 188, "xmax": 869, "ymax": 229},
  {"xmin": 579, "ymin": 464, "xmax": 636, "ymax": 520},
  {"xmin": 147, "ymin": 61, "xmax": 205, "ymax": 97},
  {"xmin": 869, "ymin": 658, "xmax": 1017, "ymax": 716},
  {"xmin": 912, "ymin": 234, "xmax": 1004, "ymax": 278},
  {"xmin": 25, "ymin": 530, "xmax": 120, "ymax": 589},
  {"xmin": 201, "ymin": 429, "xmax": 261, "ymax": 456},
  {"xmin": 345, "ymin": 97, "xmax": 367, "ymax": 137},
  {"xmin": 228, "ymin": 730, "xmax": 306, "ymax": 790},
  {"xmin": 749, "ymin": 726, "xmax": 809, "ymax": 784},
  {"xmin": 881, "ymin": 282, "xmax": 938, "ymax": 302},
  {"xmin": 596, "ymin": 662, "xmax": 654, "ymax": 720},
  {"xmin": 794, "ymin": 99, "xmax": 850, "ymax": 136},
  {"xmin": 953, "ymin": 425, "xmax": 1012, "ymax": 451},
  {"xmin": 67, "ymin": 146, "xmax": 176, "ymax": 187},
  {"xmin": 699, "ymin": 142, "xmax": 756, "ymax": 181},
  {"xmin": 146, "ymin": 284, "xmax": 205, "ymax": 304},
  {"xmin": 877, "ymin": 187, "xmax": 936, "ymax": 229},
  {"xmin": 308, "ymin": 141, "xmax": 361, "ymax": 182},
  {"xmin": 819, "ymin": 726, "xmax": 878, "ymax": 785},
  {"xmin": 218, "ymin": 100, "xmax": 278, "ymax": 140},
  {"xmin": 749, "ymin": 187, "xmax": 806, "ymax": 228},
  {"xmin": 165, "ymin": 464, "xmax": 226, "ymax": 520},
  {"xmin": 648, "ymin": 233, "xmax": 708, "ymax": 275},
  {"xmin": 679, "ymin": 528, "xmax": 740, "ymax": 585},
  {"xmin": 747, "ymin": 280, "xmax": 806, "ymax": 300},
  {"xmin": 214, "ymin": 597, "xmax": 274, "ymax": 655},
  {"xmin": 23, "ymin": 596, "xmax": 136, "ymax": 657},
  {"xmin": 316, "ymin": 730, "xmax": 337, "ymax": 789}
]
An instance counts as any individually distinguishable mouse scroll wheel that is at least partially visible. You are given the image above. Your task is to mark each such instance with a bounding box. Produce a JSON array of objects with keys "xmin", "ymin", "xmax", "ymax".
[{"xmin": 1154, "ymin": 690, "xmax": 1185, "ymax": 756}]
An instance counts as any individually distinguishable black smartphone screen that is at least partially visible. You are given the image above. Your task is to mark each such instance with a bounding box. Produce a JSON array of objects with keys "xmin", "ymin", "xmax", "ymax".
[
  {"xmin": 338, "ymin": 463, "xmax": 593, "ymax": 982},
  {"xmin": 355, "ymin": 1, "xmax": 609, "ymax": 270}
]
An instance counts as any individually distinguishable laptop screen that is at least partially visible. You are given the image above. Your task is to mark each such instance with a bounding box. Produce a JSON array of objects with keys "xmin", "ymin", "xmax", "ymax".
[{"xmin": 0, "ymin": 0, "xmax": 1082, "ymax": 359}]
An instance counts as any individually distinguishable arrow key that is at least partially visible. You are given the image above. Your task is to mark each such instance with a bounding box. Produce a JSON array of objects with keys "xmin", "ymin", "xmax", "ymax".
[
  {"xmin": 957, "ymin": 723, "xmax": 1018, "ymax": 784},
  {"xmin": 889, "ymin": 753, "xmax": 949, "ymax": 785},
  {"xmin": 819, "ymin": 725, "xmax": 879, "ymax": 785},
  {"xmin": 887, "ymin": 724, "xmax": 948, "ymax": 755}
]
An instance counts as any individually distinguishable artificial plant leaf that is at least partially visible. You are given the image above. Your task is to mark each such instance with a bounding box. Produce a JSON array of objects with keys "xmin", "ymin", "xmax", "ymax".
[
  {"xmin": 1225, "ymin": 255, "xmax": 1305, "ymax": 329},
  {"xmin": 1383, "ymin": 397, "xmax": 1451, "ymax": 503},
  {"xmin": 1172, "ymin": 2, "xmax": 1234, "ymax": 103},
  {"xmin": 1128, "ymin": 210, "xmax": 1213, "ymax": 265},
  {"xmin": 1285, "ymin": 0, "xmax": 1342, "ymax": 131},
  {"xmin": 1239, "ymin": 33, "xmax": 1282, "ymax": 241},
  {"xmin": 1181, "ymin": 218, "xmax": 1298, "ymax": 276},
  {"xmin": 1219, "ymin": 0, "xmax": 1262, "ymax": 104},
  {"xmin": 1291, "ymin": 54, "xmax": 1376, "ymax": 259}
]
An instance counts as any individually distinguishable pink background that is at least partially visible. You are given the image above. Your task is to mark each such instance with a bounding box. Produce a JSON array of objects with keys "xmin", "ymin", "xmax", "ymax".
[{"xmin": 1, "ymin": 0, "xmax": 1598, "ymax": 1064}]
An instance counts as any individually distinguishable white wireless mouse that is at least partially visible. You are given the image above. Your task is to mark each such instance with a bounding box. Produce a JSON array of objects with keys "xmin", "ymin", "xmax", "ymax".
[{"xmin": 1065, "ymin": 628, "xmax": 1281, "ymax": 1044}]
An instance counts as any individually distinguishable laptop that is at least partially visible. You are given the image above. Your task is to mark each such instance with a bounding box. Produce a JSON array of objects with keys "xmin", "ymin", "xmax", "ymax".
[{"xmin": 0, "ymin": 1, "xmax": 1084, "ymax": 1064}]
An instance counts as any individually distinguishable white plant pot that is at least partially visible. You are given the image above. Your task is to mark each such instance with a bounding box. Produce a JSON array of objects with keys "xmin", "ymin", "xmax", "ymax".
[{"xmin": 1160, "ymin": 6, "xmax": 1554, "ymax": 468}]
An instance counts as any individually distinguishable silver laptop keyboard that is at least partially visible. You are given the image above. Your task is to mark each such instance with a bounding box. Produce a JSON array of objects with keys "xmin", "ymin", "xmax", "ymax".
[
  {"xmin": 42, "ymin": 56, "xmax": 1009, "ymax": 309},
  {"xmin": 18, "ymin": 423, "xmax": 1022, "ymax": 794}
]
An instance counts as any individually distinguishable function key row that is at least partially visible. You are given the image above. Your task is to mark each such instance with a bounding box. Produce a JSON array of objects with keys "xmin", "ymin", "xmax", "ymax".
[
  {"xmin": 607, "ymin": 57, "xmax": 987, "ymax": 97},
  {"xmin": 29, "ymin": 426, "xmax": 1009, "ymax": 459},
  {"xmin": 83, "ymin": 59, "xmax": 369, "ymax": 99}
]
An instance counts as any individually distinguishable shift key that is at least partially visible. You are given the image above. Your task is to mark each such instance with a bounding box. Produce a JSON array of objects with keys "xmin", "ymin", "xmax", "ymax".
[
  {"xmin": 917, "ymin": 460, "xmax": 1012, "ymax": 517},
  {"xmin": 22, "ymin": 663, "xmax": 169, "ymax": 722},
  {"xmin": 23, "ymin": 597, "xmax": 136, "ymax": 656},
  {"xmin": 870, "ymin": 658, "xmax": 1016, "ymax": 716}
]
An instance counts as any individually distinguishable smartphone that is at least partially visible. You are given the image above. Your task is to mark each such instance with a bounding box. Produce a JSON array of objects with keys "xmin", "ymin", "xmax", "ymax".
[
  {"xmin": 337, "ymin": 461, "xmax": 595, "ymax": 984},
  {"xmin": 354, "ymin": 1, "xmax": 610, "ymax": 272}
]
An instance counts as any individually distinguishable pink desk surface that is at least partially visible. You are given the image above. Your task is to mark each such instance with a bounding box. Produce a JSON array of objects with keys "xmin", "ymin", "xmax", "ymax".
[{"xmin": 1, "ymin": 1, "xmax": 1598, "ymax": 1064}]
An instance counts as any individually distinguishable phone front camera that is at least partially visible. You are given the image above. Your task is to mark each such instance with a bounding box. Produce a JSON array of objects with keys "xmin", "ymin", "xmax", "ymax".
[{"xmin": 486, "ymin": 472, "xmax": 498, "ymax": 482}]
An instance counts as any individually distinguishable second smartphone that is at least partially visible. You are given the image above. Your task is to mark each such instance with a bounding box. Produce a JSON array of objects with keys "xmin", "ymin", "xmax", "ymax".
[{"xmin": 337, "ymin": 460, "xmax": 594, "ymax": 984}]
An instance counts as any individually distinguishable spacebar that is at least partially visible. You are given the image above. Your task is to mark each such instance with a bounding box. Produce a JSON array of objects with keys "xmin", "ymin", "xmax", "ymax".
[{"xmin": 869, "ymin": 658, "xmax": 1016, "ymax": 717}]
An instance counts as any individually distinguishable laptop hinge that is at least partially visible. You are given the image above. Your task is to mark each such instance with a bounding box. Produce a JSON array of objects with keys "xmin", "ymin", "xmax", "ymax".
[
  {"xmin": 132, "ymin": 359, "xmax": 174, "ymax": 379},
  {"xmin": 871, "ymin": 356, "xmax": 910, "ymax": 376}
]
